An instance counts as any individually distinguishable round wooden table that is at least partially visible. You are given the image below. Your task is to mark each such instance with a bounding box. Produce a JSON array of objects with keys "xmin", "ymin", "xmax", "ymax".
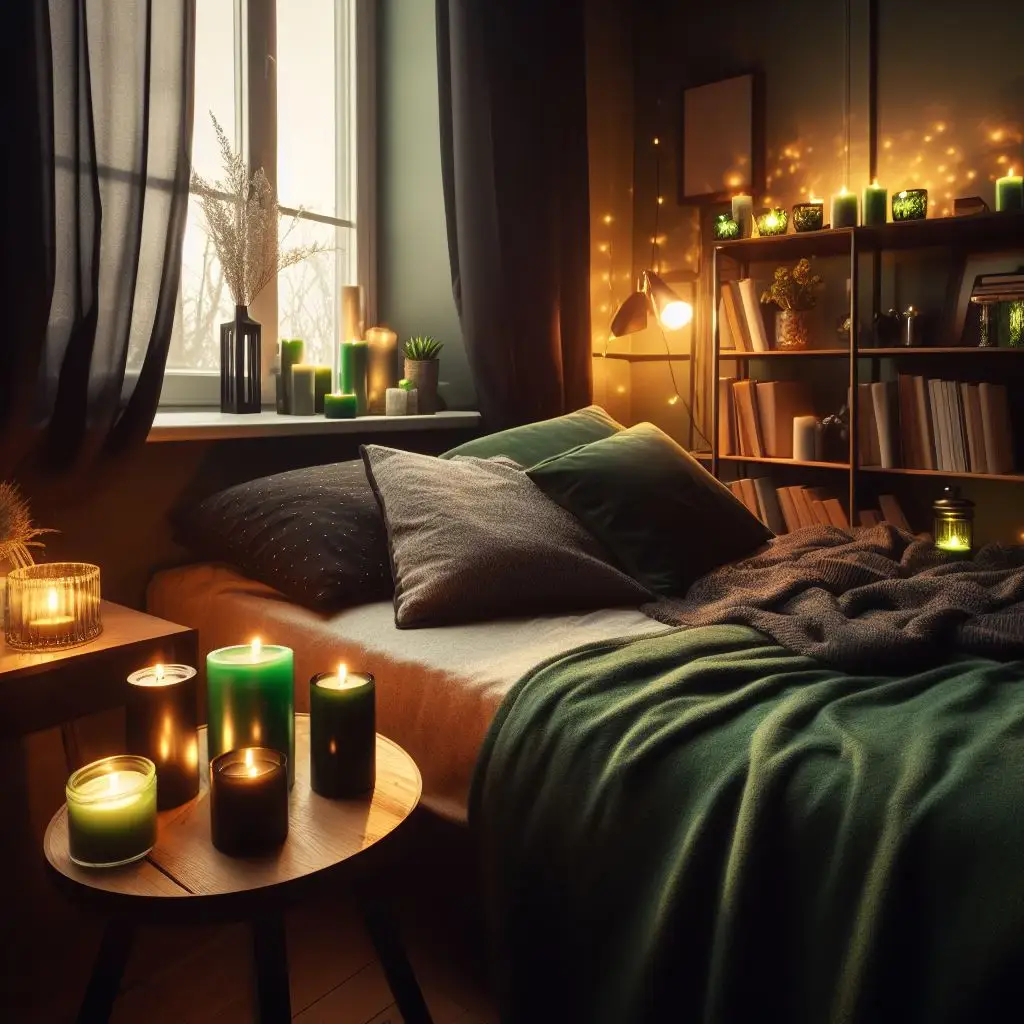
[{"xmin": 45, "ymin": 716, "xmax": 432, "ymax": 1024}]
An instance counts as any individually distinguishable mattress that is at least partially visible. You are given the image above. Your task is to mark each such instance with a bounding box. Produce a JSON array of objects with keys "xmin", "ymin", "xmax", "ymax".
[{"xmin": 147, "ymin": 563, "xmax": 665, "ymax": 823}]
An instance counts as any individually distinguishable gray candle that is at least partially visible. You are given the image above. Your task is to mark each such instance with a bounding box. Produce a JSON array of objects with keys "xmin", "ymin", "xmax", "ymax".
[{"xmin": 290, "ymin": 364, "xmax": 316, "ymax": 415}]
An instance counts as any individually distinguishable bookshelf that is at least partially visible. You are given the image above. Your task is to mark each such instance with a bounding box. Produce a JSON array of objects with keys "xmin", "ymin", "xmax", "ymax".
[{"xmin": 710, "ymin": 211, "xmax": 1024, "ymax": 538}]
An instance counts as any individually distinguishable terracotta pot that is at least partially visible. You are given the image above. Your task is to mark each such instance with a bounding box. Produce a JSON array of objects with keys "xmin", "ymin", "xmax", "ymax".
[
  {"xmin": 403, "ymin": 358, "xmax": 439, "ymax": 413},
  {"xmin": 775, "ymin": 308, "xmax": 813, "ymax": 350}
]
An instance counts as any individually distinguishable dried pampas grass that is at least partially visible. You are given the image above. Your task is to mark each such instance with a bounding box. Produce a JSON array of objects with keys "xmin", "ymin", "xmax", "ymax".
[{"xmin": 0, "ymin": 482, "xmax": 54, "ymax": 569}]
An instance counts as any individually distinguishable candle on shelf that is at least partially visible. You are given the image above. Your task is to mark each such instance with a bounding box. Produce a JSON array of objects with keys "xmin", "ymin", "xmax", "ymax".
[
  {"xmin": 313, "ymin": 365, "xmax": 333, "ymax": 414},
  {"xmin": 792, "ymin": 416, "xmax": 821, "ymax": 463},
  {"xmin": 892, "ymin": 188, "xmax": 928, "ymax": 221},
  {"xmin": 126, "ymin": 664, "xmax": 199, "ymax": 810},
  {"xmin": 792, "ymin": 198, "xmax": 825, "ymax": 232},
  {"xmin": 713, "ymin": 214, "xmax": 740, "ymax": 240},
  {"xmin": 399, "ymin": 379, "xmax": 419, "ymax": 415},
  {"xmin": 340, "ymin": 285, "xmax": 364, "ymax": 345},
  {"xmin": 385, "ymin": 387, "xmax": 408, "ymax": 416},
  {"xmin": 4, "ymin": 562, "xmax": 102, "ymax": 651},
  {"xmin": 731, "ymin": 194, "xmax": 754, "ymax": 238},
  {"xmin": 309, "ymin": 665, "xmax": 376, "ymax": 798},
  {"xmin": 278, "ymin": 339, "xmax": 305, "ymax": 414},
  {"xmin": 206, "ymin": 639, "xmax": 295, "ymax": 786},
  {"xmin": 831, "ymin": 187, "xmax": 859, "ymax": 229},
  {"xmin": 324, "ymin": 392, "xmax": 358, "ymax": 419},
  {"xmin": 209, "ymin": 747, "xmax": 289, "ymax": 856},
  {"xmin": 65, "ymin": 755, "xmax": 157, "ymax": 868},
  {"xmin": 290, "ymin": 364, "xmax": 317, "ymax": 416},
  {"xmin": 756, "ymin": 207, "xmax": 788, "ymax": 236},
  {"xmin": 862, "ymin": 180, "xmax": 888, "ymax": 226},
  {"xmin": 365, "ymin": 326, "xmax": 399, "ymax": 414},
  {"xmin": 338, "ymin": 340, "xmax": 369, "ymax": 415},
  {"xmin": 995, "ymin": 168, "xmax": 1023, "ymax": 213}
]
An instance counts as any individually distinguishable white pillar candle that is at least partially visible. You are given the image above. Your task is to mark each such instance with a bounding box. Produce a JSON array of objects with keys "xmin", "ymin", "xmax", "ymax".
[
  {"xmin": 731, "ymin": 194, "xmax": 754, "ymax": 238},
  {"xmin": 793, "ymin": 415, "xmax": 820, "ymax": 463},
  {"xmin": 405, "ymin": 388, "xmax": 418, "ymax": 415},
  {"xmin": 385, "ymin": 388, "xmax": 408, "ymax": 416}
]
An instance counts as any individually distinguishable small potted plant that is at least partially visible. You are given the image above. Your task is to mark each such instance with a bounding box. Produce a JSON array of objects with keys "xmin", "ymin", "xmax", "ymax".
[
  {"xmin": 402, "ymin": 336, "xmax": 443, "ymax": 414},
  {"xmin": 760, "ymin": 258, "xmax": 824, "ymax": 350}
]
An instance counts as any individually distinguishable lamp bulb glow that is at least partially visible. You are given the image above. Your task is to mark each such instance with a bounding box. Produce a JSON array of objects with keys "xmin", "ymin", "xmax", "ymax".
[{"xmin": 659, "ymin": 300, "xmax": 693, "ymax": 331}]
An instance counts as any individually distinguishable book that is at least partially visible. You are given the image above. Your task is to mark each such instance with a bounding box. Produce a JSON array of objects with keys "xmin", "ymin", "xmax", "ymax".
[
  {"xmin": 722, "ymin": 283, "xmax": 751, "ymax": 352},
  {"xmin": 776, "ymin": 487, "xmax": 800, "ymax": 533},
  {"xmin": 929, "ymin": 379, "xmax": 951, "ymax": 471},
  {"xmin": 943, "ymin": 380, "xmax": 967, "ymax": 473},
  {"xmin": 870, "ymin": 380, "xmax": 898, "ymax": 469},
  {"xmin": 755, "ymin": 381, "xmax": 813, "ymax": 459},
  {"xmin": 961, "ymin": 383, "xmax": 987, "ymax": 475},
  {"xmin": 732, "ymin": 380, "xmax": 765, "ymax": 457},
  {"xmin": 978, "ymin": 382, "xmax": 1014, "ymax": 474},
  {"xmin": 878, "ymin": 494, "xmax": 911, "ymax": 532},
  {"xmin": 858, "ymin": 509, "xmax": 882, "ymax": 527},
  {"xmin": 788, "ymin": 486, "xmax": 817, "ymax": 529},
  {"xmin": 912, "ymin": 375, "xmax": 936, "ymax": 470},
  {"xmin": 737, "ymin": 279, "xmax": 770, "ymax": 353},
  {"xmin": 753, "ymin": 477, "xmax": 786, "ymax": 534},
  {"xmin": 804, "ymin": 487, "xmax": 841, "ymax": 527},
  {"xmin": 718, "ymin": 295, "xmax": 735, "ymax": 350},
  {"xmin": 718, "ymin": 377, "xmax": 737, "ymax": 457},
  {"xmin": 738, "ymin": 477, "xmax": 760, "ymax": 517},
  {"xmin": 897, "ymin": 375, "xmax": 920, "ymax": 468},
  {"xmin": 822, "ymin": 498, "xmax": 850, "ymax": 529},
  {"xmin": 857, "ymin": 383, "xmax": 881, "ymax": 466}
]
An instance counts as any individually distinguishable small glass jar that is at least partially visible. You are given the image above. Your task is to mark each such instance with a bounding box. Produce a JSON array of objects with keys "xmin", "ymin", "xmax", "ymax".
[
  {"xmin": 66, "ymin": 755, "xmax": 157, "ymax": 868},
  {"xmin": 756, "ymin": 208, "xmax": 788, "ymax": 236},
  {"xmin": 792, "ymin": 202, "xmax": 824, "ymax": 232},
  {"xmin": 4, "ymin": 562, "xmax": 102, "ymax": 651},
  {"xmin": 892, "ymin": 188, "xmax": 928, "ymax": 221},
  {"xmin": 933, "ymin": 486, "xmax": 974, "ymax": 556},
  {"xmin": 713, "ymin": 214, "xmax": 740, "ymax": 240}
]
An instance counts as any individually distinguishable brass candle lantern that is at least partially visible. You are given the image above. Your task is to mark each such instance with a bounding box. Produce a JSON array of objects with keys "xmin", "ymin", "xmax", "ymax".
[{"xmin": 933, "ymin": 486, "xmax": 974, "ymax": 556}]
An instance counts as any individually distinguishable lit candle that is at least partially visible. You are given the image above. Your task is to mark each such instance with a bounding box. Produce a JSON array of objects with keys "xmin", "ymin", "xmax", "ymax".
[
  {"xmin": 731, "ymin": 194, "xmax": 754, "ymax": 238},
  {"xmin": 755, "ymin": 207, "xmax": 788, "ymax": 236},
  {"xmin": 290, "ymin": 364, "xmax": 317, "ymax": 416},
  {"xmin": 713, "ymin": 214, "xmax": 740, "ymax": 240},
  {"xmin": 28, "ymin": 587, "xmax": 76, "ymax": 642},
  {"xmin": 4, "ymin": 562, "xmax": 103, "ymax": 651},
  {"xmin": 792, "ymin": 197, "xmax": 825, "ymax": 232},
  {"xmin": 278, "ymin": 339, "xmax": 305, "ymax": 414},
  {"xmin": 338, "ymin": 340, "xmax": 369, "ymax": 415},
  {"xmin": 995, "ymin": 168, "xmax": 1023, "ymax": 213},
  {"xmin": 65, "ymin": 755, "xmax": 157, "ymax": 868},
  {"xmin": 126, "ymin": 663, "xmax": 199, "ymax": 810},
  {"xmin": 831, "ymin": 186, "xmax": 859, "ymax": 229},
  {"xmin": 324, "ymin": 392, "xmax": 358, "ymax": 419},
  {"xmin": 309, "ymin": 665, "xmax": 376, "ymax": 798},
  {"xmin": 862, "ymin": 179, "xmax": 888, "ymax": 226},
  {"xmin": 209, "ymin": 747, "xmax": 289, "ymax": 856},
  {"xmin": 365, "ymin": 326, "xmax": 399, "ymax": 414},
  {"xmin": 206, "ymin": 639, "xmax": 295, "ymax": 786}
]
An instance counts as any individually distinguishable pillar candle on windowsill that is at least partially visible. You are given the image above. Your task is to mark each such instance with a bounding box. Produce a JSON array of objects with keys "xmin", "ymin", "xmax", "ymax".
[
  {"xmin": 290, "ymin": 364, "xmax": 316, "ymax": 415},
  {"xmin": 341, "ymin": 285, "xmax": 364, "ymax": 344},
  {"xmin": 313, "ymin": 365, "xmax": 332, "ymax": 414},
  {"xmin": 831, "ymin": 187, "xmax": 859, "ymax": 228},
  {"xmin": 731, "ymin": 194, "xmax": 754, "ymax": 238},
  {"xmin": 324, "ymin": 392, "xmax": 358, "ymax": 419},
  {"xmin": 309, "ymin": 666, "xmax": 376, "ymax": 798},
  {"xmin": 209, "ymin": 747, "xmax": 289, "ymax": 856},
  {"xmin": 278, "ymin": 339, "xmax": 305, "ymax": 414},
  {"xmin": 862, "ymin": 180, "xmax": 887, "ymax": 225},
  {"xmin": 385, "ymin": 387, "xmax": 408, "ymax": 416},
  {"xmin": 996, "ymin": 168, "xmax": 1023, "ymax": 212},
  {"xmin": 206, "ymin": 640, "xmax": 296, "ymax": 786},
  {"xmin": 338, "ymin": 340, "xmax": 369, "ymax": 415},
  {"xmin": 365, "ymin": 326, "xmax": 398, "ymax": 414}
]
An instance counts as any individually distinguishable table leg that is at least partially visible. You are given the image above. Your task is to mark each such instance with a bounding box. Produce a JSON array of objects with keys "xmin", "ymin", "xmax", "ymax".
[
  {"xmin": 77, "ymin": 921, "xmax": 135, "ymax": 1024},
  {"xmin": 250, "ymin": 914, "xmax": 291, "ymax": 1023},
  {"xmin": 361, "ymin": 898, "xmax": 434, "ymax": 1024}
]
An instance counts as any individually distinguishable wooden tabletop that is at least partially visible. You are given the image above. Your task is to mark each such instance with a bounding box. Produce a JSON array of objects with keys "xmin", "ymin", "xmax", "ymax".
[{"xmin": 44, "ymin": 716, "xmax": 421, "ymax": 922}]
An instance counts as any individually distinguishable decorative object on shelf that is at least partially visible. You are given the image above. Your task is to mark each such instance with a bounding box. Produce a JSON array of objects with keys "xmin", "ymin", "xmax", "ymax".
[
  {"xmin": 209, "ymin": 747, "xmax": 288, "ymax": 856},
  {"xmin": 974, "ymin": 300, "xmax": 995, "ymax": 348},
  {"xmin": 290, "ymin": 364, "xmax": 317, "ymax": 416},
  {"xmin": 967, "ymin": 268, "xmax": 1024, "ymax": 347},
  {"xmin": 339, "ymin": 340, "xmax": 369, "ymax": 416},
  {"xmin": 324, "ymin": 393, "xmax": 358, "ymax": 419},
  {"xmin": 836, "ymin": 313, "xmax": 852, "ymax": 347},
  {"xmin": 713, "ymin": 213, "xmax": 740, "ymax": 240},
  {"xmin": 933, "ymin": 486, "xmax": 974, "ymax": 555},
  {"xmin": 403, "ymin": 336, "xmax": 443, "ymax": 414},
  {"xmin": 954, "ymin": 196, "xmax": 989, "ymax": 217},
  {"xmin": 731, "ymin": 194, "xmax": 754, "ymax": 238},
  {"xmin": 385, "ymin": 386, "xmax": 418, "ymax": 416},
  {"xmin": 0, "ymin": 481, "xmax": 53, "ymax": 621},
  {"xmin": 5, "ymin": 562, "xmax": 102, "ymax": 651},
  {"xmin": 313, "ymin": 366, "xmax": 332, "ymax": 414},
  {"xmin": 995, "ymin": 168, "xmax": 1023, "ymax": 213},
  {"xmin": 365, "ymin": 326, "xmax": 399, "ymax": 414},
  {"xmin": 206, "ymin": 640, "xmax": 296, "ymax": 786},
  {"xmin": 901, "ymin": 305, "xmax": 924, "ymax": 347},
  {"xmin": 278, "ymin": 338, "xmax": 305, "ymax": 414},
  {"xmin": 1005, "ymin": 300, "xmax": 1024, "ymax": 347},
  {"xmin": 792, "ymin": 416, "xmax": 821, "ymax": 463},
  {"xmin": 819, "ymin": 403, "xmax": 850, "ymax": 464},
  {"xmin": 340, "ymin": 285, "xmax": 364, "ymax": 344},
  {"xmin": 892, "ymin": 188, "xmax": 928, "ymax": 221},
  {"xmin": 831, "ymin": 187, "xmax": 858, "ymax": 228},
  {"xmin": 756, "ymin": 208, "xmax": 788, "ymax": 236},
  {"xmin": 65, "ymin": 755, "xmax": 157, "ymax": 868},
  {"xmin": 126, "ymin": 664, "xmax": 199, "ymax": 810},
  {"xmin": 872, "ymin": 309, "xmax": 902, "ymax": 347},
  {"xmin": 862, "ymin": 180, "xmax": 888, "ymax": 226},
  {"xmin": 191, "ymin": 114, "xmax": 327, "ymax": 415},
  {"xmin": 792, "ymin": 199, "xmax": 824, "ymax": 232},
  {"xmin": 760, "ymin": 259, "xmax": 823, "ymax": 351},
  {"xmin": 309, "ymin": 665, "xmax": 376, "ymax": 798}
]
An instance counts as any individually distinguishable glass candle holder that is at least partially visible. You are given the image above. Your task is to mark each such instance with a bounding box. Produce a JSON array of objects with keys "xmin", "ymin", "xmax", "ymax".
[
  {"xmin": 4, "ymin": 562, "xmax": 102, "ymax": 651},
  {"xmin": 792, "ymin": 202, "xmax": 824, "ymax": 232},
  {"xmin": 310, "ymin": 667, "xmax": 376, "ymax": 798},
  {"xmin": 210, "ymin": 747, "xmax": 289, "ymax": 856},
  {"xmin": 892, "ymin": 189, "xmax": 928, "ymax": 221},
  {"xmin": 756, "ymin": 208, "xmax": 788, "ymax": 236},
  {"xmin": 713, "ymin": 214, "xmax": 740, "ymax": 240},
  {"xmin": 126, "ymin": 664, "xmax": 200, "ymax": 810},
  {"xmin": 66, "ymin": 755, "xmax": 157, "ymax": 868},
  {"xmin": 933, "ymin": 486, "xmax": 974, "ymax": 555}
]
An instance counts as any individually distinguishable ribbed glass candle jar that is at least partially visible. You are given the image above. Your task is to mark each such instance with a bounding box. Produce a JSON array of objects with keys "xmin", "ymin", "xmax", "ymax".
[{"xmin": 4, "ymin": 562, "xmax": 102, "ymax": 651}]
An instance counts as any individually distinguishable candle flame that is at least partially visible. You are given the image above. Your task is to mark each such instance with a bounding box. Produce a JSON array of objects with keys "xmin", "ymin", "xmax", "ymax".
[
  {"xmin": 47, "ymin": 588, "xmax": 58, "ymax": 614},
  {"xmin": 839, "ymin": 185, "xmax": 848, "ymax": 195},
  {"xmin": 251, "ymin": 637, "xmax": 262, "ymax": 662},
  {"xmin": 808, "ymin": 195, "xmax": 823, "ymax": 204},
  {"xmin": 107, "ymin": 773, "xmax": 117, "ymax": 794},
  {"xmin": 337, "ymin": 663, "xmax": 347, "ymax": 684},
  {"xmin": 245, "ymin": 748, "xmax": 257, "ymax": 778},
  {"xmin": 155, "ymin": 663, "xmax": 165, "ymax": 682},
  {"xmin": 872, "ymin": 178, "xmax": 880, "ymax": 188}
]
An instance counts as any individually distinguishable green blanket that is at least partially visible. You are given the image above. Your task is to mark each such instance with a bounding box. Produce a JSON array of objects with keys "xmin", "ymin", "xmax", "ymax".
[{"xmin": 470, "ymin": 625, "xmax": 1024, "ymax": 1023}]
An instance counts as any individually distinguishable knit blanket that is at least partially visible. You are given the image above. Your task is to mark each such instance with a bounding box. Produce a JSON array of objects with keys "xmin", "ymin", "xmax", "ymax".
[{"xmin": 644, "ymin": 524, "xmax": 1024, "ymax": 671}]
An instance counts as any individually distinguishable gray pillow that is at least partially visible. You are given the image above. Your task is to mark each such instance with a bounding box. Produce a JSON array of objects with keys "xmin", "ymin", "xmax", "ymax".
[{"xmin": 360, "ymin": 445, "xmax": 650, "ymax": 628}]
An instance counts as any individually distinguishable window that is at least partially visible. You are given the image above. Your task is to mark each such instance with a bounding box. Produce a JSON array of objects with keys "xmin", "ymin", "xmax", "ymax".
[{"xmin": 162, "ymin": 0, "xmax": 372, "ymax": 406}]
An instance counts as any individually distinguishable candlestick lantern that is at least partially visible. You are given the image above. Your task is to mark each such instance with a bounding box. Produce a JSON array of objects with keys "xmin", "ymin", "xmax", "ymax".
[{"xmin": 933, "ymin": 486, "xmax": 974, "ymax": 556}]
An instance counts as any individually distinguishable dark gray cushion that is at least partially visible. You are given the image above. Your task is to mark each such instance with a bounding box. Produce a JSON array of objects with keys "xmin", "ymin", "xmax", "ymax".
[{"xmin": 360, "ymin": 445, "xmax": 650, "ymax": 628}]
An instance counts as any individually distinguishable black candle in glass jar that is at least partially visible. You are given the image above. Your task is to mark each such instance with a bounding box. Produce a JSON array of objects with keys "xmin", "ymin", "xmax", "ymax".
[
  {"xmin": 209, "ymin": 747, "xmax": 289, "ymax": 855},
  {"xmin": 309, "ymin": 667, "xmax": 376, "ymax": 798}
]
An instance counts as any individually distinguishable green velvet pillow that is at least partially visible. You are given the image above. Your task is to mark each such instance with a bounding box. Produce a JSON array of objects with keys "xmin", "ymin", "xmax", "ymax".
[
  {"xmin": 440, "ymin": 405, "xmax": 622, "ymax": 465},
  {"xmin": 527, "ymin": 422, "xmax": 773, "ymax": 596}
]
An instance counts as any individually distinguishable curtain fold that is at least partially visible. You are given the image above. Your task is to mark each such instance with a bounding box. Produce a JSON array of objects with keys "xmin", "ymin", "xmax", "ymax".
[
  {"xmin": 0, "ymin": 0, "xmax": 195, "ymax": 478},
  {"xmin": 436, "ymin": 0, "xmax": 593, "ymax": 431}
]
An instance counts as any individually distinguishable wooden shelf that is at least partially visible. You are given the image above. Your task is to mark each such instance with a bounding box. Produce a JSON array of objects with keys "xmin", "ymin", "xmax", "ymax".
[
  {"xmin": 721, "ymin": 348, "xmax": 849, "ymax": 358},
  {"xmin": 861, "ymin": 347, "xmax": 1024, "ymax": 356},
  {"xmin": 718, "ymin": 454, "xmax": 849, "ymax": 470},
  {"xmin": 592, "ymin": 352, "xmax": 691, "ymax": 362},
  {"xmin": 860, "ymin": 466, "xmax": 1024, "ymax": 484},
  {"xmin": 716, "ymin": 228, "xmax": 852, "ymax": 261}
]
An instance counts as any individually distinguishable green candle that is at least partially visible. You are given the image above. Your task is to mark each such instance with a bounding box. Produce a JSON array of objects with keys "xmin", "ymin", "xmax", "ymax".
[
  {"xmin": 338, "ymin": 341, "xmax": 369, "ymax": 415},
  {"xmin": 309, "ymin": 667, "xmax": 376, "ymax": 798},
  {"xmin": 862, "ymin": 180, "xmax": 887, "ymax": 225},
  {"xmin": 831, "ymin": 187, "xmax": 858, "ymax": 228},
  {"xmin": 995, "ymin": 168, "xmax": 1023, "ymax": 212},
  {"xmin": 207, "ymin": 641, "xmax": 295, "ymax": 786},
  {"xmin": 313, "ymin": 365, "xmax": 332, "ymax": 414},
  {"xmin": 279, "ymin": 339, "xmax": 305, "ymax": 414},
  {"xmin": 324, "ymin": 392, "xmax": 357, "ymax": 419},
  {"xmin": 66, "ymin": 755, "xmax": 157, "ymax": 868}
]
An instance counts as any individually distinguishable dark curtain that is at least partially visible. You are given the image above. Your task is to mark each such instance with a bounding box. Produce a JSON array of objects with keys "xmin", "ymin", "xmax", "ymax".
[
  {"xmin": 436, "ymin": 0, "xmax": 593, "ymax": 431},
  {"xmin": 1, "ymin": 0, "xmax": 195, "ymax": 478}
]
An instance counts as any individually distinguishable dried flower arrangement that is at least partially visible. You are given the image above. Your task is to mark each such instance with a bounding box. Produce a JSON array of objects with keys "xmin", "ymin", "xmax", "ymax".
[
  {"xmin": 190, "ymin": 113, "xmax": 327, "ymax": 307},
  {"xmin": 760, "ymin": 258, "xmax": 824, "ymax": 311},
  {"xmin": 0, "ymin": 482, "xmax": 53, "ymax": 569}
]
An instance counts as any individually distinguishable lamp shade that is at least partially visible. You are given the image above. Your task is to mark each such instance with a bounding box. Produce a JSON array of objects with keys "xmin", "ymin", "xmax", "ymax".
[
  {"xmin": 608, "ymin": 271, "xmax": 693, "ymax": 338},
  {"xmin": 609, "ymin": 290, "xmax": 649, "ymax": 337}
]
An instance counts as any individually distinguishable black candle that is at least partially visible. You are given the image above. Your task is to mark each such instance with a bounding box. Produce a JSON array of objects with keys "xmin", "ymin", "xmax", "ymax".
[
  {"xmin": 210, "ymin": 747, "xmax": 289, "ymax": 856},
  {"xmin": 309, "ymin": 667, "xmax": 376, "ymax": 798},
  {"xmin": 126, "ymin": 664, "xmax": 200, "ymax": 810}
]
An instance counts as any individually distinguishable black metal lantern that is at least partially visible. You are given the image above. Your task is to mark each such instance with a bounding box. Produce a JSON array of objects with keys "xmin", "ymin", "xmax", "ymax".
[
  {"xmin": 933, "ymin": 486, "xmax": 974, "ymax": 556},
  {"xmin": 220, "ymin": 304, "xmax": 262, "ymax": 413}
]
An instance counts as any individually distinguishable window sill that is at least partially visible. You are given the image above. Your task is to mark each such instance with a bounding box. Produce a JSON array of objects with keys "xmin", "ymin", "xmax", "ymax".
[{"xmin": 148, "ymin": 409, "xmax": 481, "ymax": 443}]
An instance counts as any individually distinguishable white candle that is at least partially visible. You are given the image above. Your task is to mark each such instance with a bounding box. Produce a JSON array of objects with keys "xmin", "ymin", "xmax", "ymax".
[
  {"xmin": 385, "ymin": 388, "xmax": 408, "ymax": 416},
  {"xmin": 731, "ymin": 194, "xmax": 754, "ymax": 238},
  {"xmin": 793, "ymin": 416, "xmax": 820, "ymax": 463}
]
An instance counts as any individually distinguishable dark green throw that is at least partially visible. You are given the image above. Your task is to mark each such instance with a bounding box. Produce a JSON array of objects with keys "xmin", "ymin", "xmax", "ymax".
[{"xmin": 471, "ymin": 624, "xmax": 1024, "ymax": 1023}]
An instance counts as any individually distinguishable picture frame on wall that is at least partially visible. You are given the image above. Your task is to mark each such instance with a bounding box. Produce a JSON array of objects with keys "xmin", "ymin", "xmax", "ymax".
[{"xmin": 679, "ymin": 73, "xmax": 763, "ymax": 204}]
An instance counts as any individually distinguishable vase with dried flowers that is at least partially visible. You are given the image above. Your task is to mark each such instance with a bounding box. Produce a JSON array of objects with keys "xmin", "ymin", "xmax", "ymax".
[
  {"xmin": 760, "ymin": 258, "xmax": 824, "ymax": 350},
  {"xmin": 190, "ymin": 113, "xmax": 327, "ymax": 413},
  {"xmin": 0, "ymin": 481, "xmax": 53, "ymax": 620}
]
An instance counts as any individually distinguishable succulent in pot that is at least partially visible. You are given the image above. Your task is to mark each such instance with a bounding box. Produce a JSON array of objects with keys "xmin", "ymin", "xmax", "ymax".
[{"xmin": 402, "ymin": 336, "xmax": 443, "ymax": 413}]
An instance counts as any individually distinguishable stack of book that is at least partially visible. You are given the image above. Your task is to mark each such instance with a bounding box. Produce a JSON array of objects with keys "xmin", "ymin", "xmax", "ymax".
[
  {"xmin": 719, "ymin": 378, "xmax": 815, "ymax": 459},
  {"xmin": 718, "ymin": 280, "xmax": 770, "ymax": 353},
  {"xmin": 858, "ymin": 377, "xmax": 1014, "ymax": 474}
]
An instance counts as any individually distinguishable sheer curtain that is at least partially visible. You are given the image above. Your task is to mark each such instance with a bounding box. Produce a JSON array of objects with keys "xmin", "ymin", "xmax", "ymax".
[{"xmin": 1, "ymin": 0, "xmax": 195, "ymax": 477}]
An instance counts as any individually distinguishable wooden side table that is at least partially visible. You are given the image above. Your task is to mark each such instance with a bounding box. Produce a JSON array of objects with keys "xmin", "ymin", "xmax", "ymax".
[{"xmin": 44, "ymin": 716, "xmax": 432, "ymax": 1024}]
